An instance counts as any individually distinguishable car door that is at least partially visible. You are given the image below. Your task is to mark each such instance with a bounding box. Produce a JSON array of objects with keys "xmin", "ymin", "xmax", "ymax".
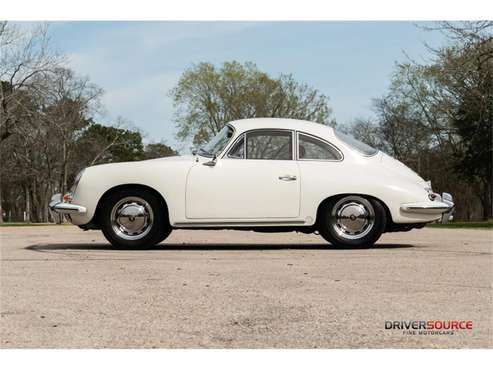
[{"xmin": 186, "ymin": 129, "xmax": 300, "ymax": 219}]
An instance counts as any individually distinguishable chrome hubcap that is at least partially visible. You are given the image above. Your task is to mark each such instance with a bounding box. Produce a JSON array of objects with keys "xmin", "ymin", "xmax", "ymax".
[
  {"xmin": 331, "ymin": 196, "xmax": 375, "ymax": 240},
  {"xmin": 110, "ymin": 197, "xmax": 153, "ymax": 240}
]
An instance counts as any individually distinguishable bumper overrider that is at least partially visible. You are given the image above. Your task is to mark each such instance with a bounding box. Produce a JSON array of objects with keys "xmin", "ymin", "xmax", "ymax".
[
  {"xmin": 400, "ymin": 192, "xmax": 455, "ymax": 224},
  {"xmin": 49, "ymin": 193, "xmax": 86, "ymax": 215}
]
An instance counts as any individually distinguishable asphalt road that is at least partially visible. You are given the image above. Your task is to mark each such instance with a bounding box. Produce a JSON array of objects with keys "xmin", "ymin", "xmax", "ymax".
[{"xmin": 1, "ymin": 225, "xmax": 492, "ymax": 348}]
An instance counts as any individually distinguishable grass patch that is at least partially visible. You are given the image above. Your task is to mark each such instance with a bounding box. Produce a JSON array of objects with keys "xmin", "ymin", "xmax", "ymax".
[{"xmin": 427, "ymin": 220, "xmax": 493, "ymax": 229}]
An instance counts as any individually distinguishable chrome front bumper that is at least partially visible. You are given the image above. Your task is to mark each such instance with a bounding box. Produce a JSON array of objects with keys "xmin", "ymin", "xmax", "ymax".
[
  {"xmin": 400, "ymin": 192, "xmax": 455, "ymax": 223},
  {"xmin": 49, "ymin": 193, "xmax": 87, "ymax": 215}
]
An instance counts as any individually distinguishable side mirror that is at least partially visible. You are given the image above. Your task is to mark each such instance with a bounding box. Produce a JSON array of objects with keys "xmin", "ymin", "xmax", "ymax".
[{"xmin": 203, "ymin": 154, "xmax": 217, "ymax": 167}]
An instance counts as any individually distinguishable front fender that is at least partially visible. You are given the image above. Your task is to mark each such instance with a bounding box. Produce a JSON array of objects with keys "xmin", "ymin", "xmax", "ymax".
[{"xmin": 68, "ymin": 160, "xmax": 191, "ymax": 226}]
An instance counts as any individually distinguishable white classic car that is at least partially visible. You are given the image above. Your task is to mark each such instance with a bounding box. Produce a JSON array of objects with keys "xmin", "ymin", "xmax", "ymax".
[{"xmin": 49, "ymin": 118, "xmax": 454, "ymax": 248}]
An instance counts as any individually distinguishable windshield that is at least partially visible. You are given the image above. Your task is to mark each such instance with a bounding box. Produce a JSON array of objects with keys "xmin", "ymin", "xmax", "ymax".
[
  {"xmin": 334, "ymin": 130, "xmax": 378, "ymax": 156},
  {"xmin": 198, "ymin": 125, "xmax": 234, "ymax": 157}
]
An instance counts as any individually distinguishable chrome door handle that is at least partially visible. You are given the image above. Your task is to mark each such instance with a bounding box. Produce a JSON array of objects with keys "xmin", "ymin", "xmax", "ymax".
[{"xmin": 278, "ymin": 175, "xmax": 297, "ymax": 181}]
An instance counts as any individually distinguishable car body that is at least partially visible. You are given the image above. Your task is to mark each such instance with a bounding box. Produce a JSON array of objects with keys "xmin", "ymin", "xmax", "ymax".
[{"xmin": 49, "ymin": 118, "xmax": 454, "ymax": 248}]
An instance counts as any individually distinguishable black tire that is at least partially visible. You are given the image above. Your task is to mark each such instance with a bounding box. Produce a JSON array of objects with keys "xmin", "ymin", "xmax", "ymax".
[
  {"xmin": 99, "ymin": 188, "xmax": 171, "ymax": 248},
  {"xmin": 318, "ymin": 195, "xmax": 386, "ymax": 248}
]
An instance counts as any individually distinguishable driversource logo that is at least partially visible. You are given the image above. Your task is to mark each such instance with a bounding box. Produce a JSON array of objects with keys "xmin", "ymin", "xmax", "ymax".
[{"xmin": 385, "ymin": 320, "xmax": 473, "ymax": 335}]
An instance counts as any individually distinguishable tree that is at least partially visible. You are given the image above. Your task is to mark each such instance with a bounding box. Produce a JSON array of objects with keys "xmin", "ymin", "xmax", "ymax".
[
  {"xmin": 76, "ymin": 121, "xmax": 145, "ymax": 165},
  {"xmin": 347, "ymin": 22, "xmax": 492, "ymax": 220},
  {"xmin": 41, "ymin": 68, "xmax": 103, "ymax": 194},
  {"xmin": 373, "ymin": 95, "xmax": 433, "ymax": 160},
  {"xmin": 143, "ymin": 142, "xmax": 177, "ymax": 159},
  {"xmin": 170, "ymin": 61, "xmax": 334, "ymax": 145},
  {"xmin": 440, "ymin": 29, "xmax": 493, "ymax": 219},
  {"xmin": 0, "ymin": 22, "xmax": 61, "ymax": 143},
  {"xmin": 0, "ymin": 22, "xmax": 179, "ymax": 223},
  {"xmin": 342, "ymin": 118, "xmax": 387, "ymax": 152},
  {"xmin": 416, "ymin": 22, "xmax": 493, "ymax": 219},
  {"xmin": 77, "ymin": 123, "xmax": 179, "ymax": 164},
  {"xmin": 0, "ymin": 22, "xmax": 61, "ymax": 223},
  {"xmin": 0, "ymin": 66, "xmax": 103, "ymax": 222},
  {"xmin": 453, "ymin": 95, "xmax": 493, "ymax": 219}
]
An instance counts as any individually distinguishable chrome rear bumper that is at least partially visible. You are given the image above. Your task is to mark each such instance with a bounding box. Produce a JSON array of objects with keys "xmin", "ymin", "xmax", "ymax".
[
  {"xmin": 49, "ymin": 193, "xmax": 87, "ymax": 214},
  {"xmin": 400, "ymin": 192, "xmax": 455, "ymax": 224},
  {"xmin": 440, "ymin": 192, "xmax": 455, "ymax": 223}
]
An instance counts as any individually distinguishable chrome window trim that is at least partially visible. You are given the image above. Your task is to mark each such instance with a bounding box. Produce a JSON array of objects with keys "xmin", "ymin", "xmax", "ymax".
[
  {"xmin": 223, "ymin": 128, "xmax": 295, "ymax": 161},
  {"xmin": 198, "ymin": 124, "xmax": 236, "ymax": 159},
  {"xmin": 226, "ymin": 133, "xmax": 246, "ymax": 159},
  {"xmin": 296, "ymin": 131, "xmax": 344, "ymax": 162}
]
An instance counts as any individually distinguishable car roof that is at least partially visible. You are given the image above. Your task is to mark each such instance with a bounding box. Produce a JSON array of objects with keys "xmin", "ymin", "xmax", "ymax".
[{"xmin": 228, "ymin": 118, "xmax": 336, "ymax": 139}]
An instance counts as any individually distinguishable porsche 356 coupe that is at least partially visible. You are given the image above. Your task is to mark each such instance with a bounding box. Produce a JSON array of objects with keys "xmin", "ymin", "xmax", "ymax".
[{"xmin": 50, "ymin": 118, "xmax": 454, "ymax": 248}]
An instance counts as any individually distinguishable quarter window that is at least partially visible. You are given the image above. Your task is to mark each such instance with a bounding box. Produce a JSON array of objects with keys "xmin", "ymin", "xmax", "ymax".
[
  {"xmin": 245, "ymin": 130, "xmax": 293, "ymax": 160},
  {"xmin": 298, "ymin": 133, "xmax": 342, "ymax": 160}
]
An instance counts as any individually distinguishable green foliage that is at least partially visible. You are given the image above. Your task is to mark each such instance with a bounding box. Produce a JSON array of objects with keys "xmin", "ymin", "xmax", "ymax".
[
  {"xmin": 77, "ymin": 123, "xmax": 145, "ymax": 164},
  {"xmin": 452, "ymin": 97, "xmax": 492, "ymax": 183},
  {"xmin": 170, "ymin": 61, "xmax": 333, "ymax": 145},
  {"xmin": 448, "ymin": 39, "xmax": 493, "ymax": 188},
  {"xmin": 143, "ymin": 142, "xmax": 177, "ymax": 159},
  {"xmin": 346, "ymin": 22, "xmax": 493, "ymax": 220}
]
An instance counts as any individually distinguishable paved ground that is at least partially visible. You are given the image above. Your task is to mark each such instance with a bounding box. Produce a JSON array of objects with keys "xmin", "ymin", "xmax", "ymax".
[{"xmin": 1, "ymin": 225, "xmax": 492, "ymax": 348}]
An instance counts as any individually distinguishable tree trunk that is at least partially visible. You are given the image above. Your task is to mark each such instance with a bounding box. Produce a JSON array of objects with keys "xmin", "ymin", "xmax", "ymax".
[
  {"xmin": 481, "ymin": 180, "xmax": 493, "ymax": 220},
  {"xmin": 25, "ymin": 185, "xmax": 31, "ymax": 223},
  {"xmin": 43, "ymin": 184, "xmax": 50, "ymax": 222},
  {"xmin": 0, "ymin": 181, "xmax": 3, "ymax": 224},
  {"xmin": 61, "ymin": 141, "xmax": 68, "ymax": 195},
  {"xmin": 32, "ymin": 179, "xmax": 38, "ymax": 223}
]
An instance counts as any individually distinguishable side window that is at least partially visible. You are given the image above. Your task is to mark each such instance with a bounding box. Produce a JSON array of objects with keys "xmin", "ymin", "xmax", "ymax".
[
  {"xmin": 228, "ymin": 135, "xmax": 245, "ymax": 159},
  {"xmin": 246, "ymin": 130, "xmax": 293, "ymax": 160},
  {"xmin": 298, "ymin": 133, "xmax": 342, "ymax": 160}
]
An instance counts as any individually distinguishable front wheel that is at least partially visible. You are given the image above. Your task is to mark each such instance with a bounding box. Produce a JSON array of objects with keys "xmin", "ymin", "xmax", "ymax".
[
  {"xmin": 318, "ymin": 195, "xmax": 386, "ymax": 248},
  {"xmin": 99, "ymin": 188, "xmax": 171, "ymax": 248}
]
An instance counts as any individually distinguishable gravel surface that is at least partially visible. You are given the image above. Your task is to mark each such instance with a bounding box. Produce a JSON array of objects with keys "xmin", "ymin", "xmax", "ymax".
[{"xmin": 1, "ymin": 225, "xmax": 492, "ymax": 348}]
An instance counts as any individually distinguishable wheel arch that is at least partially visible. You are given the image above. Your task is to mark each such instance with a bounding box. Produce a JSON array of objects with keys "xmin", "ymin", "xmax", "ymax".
[
  {"xmin": 315, "ymin": 193, "xmax": 393, "ymax": 230},
  {"xmin": 92, "ymin": 183, "xmax": 170, "ymax": 227}
]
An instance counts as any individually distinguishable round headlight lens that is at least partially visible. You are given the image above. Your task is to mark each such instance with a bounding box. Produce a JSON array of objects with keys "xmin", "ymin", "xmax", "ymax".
[{"xmin": 428, "ymin": 192, "xmax": 439, "ymax": 201}]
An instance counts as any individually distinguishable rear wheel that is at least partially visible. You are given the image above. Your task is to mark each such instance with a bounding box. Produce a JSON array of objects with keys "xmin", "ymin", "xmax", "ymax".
[
  {"xmin": 318, "ymin": 195, "xmax": 386, "ymax": 248},
  {"xmin": 100, "ymin": 188, "xmax": 171, "ymax": 248}
]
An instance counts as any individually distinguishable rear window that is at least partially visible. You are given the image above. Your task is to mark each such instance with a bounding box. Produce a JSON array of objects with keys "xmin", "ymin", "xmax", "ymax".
[
  {"xmin": 298, "ymin": 133, "xmax": 342, "ymax": 160},
  {"xmin": 334, "ymin": 130, "xmax": 378, "ymax": 156}
]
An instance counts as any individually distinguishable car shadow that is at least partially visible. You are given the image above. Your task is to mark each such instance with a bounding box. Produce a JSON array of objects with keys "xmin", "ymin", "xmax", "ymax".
[{"xmin": 26, "ymin": 242, "xmax": 417, "ymax": 252}]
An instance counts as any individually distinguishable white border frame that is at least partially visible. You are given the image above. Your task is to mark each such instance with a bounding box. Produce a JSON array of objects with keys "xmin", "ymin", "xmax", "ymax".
[{"xmin": 2, "ymin": 0, "xmax": 493, "ymax": 20}]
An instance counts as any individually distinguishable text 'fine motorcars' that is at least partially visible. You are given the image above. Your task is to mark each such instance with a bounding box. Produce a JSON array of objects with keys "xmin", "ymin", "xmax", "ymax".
[{"xmin": 49, "ymin": 118, "xmax": 454, "ymax": 248}]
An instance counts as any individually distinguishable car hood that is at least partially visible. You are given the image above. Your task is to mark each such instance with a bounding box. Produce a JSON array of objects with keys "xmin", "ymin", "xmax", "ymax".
[
  {"xmin": 86, "ymin": 155, "xmax": 196, "ymax": 173},
  {"xmin": 379, "ymin": 152, "xmax": 427, "ymax": 186},
  {"xmin": 143, "ymin": 155, "xmax": 195, "ymax": 162}
]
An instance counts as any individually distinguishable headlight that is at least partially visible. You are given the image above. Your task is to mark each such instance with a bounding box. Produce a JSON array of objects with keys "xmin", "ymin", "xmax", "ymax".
[
  {"xmin": 424, "ymin": 180, "xmax": 439, "ymax": 201},
  {"xmin": 70, "ymin": 169, "xmax": 85, "ymax": 193},
  {"xmin": 428, "ymin": 192, "xmax": 439, "ymax": 201}
]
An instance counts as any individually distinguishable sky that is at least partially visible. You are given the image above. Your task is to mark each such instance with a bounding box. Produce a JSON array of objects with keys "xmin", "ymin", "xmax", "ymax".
[{"xmin": 41, "ymin": 21, "xmax": 445, "ymax": 151}]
